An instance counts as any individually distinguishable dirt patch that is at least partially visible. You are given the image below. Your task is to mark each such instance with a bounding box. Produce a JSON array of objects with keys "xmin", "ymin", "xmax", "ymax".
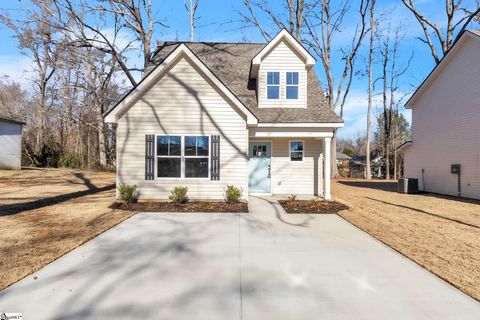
[
  {"xmin": 279, "ymin": 200, "xmax": 349, "ymax": 214},
  {"xmin": 111, "ymin": 201, "xmax": 248, "ymax": 213},
  {"xmin": 333, "ymin": 179, "xmax": 480, "ymax": 301},
  {"xmin": 0, "ymin": 168, "xmax": 136, "ymax": 291}
]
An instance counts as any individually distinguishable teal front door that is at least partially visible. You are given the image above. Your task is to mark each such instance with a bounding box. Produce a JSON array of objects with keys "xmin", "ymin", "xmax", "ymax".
[{"xmin": 248, "ymin": 142, "xmax": 271, "ymax": 193}]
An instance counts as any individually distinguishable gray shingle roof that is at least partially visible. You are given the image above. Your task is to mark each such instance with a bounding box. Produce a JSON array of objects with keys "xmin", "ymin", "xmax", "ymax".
[
  {"xmin": 0, "ymin": 114, "xmax": 25, "ymax": 125},
  {"xmin": 152, "ymin": 41, "xmax": 342, "ymax": 123}
]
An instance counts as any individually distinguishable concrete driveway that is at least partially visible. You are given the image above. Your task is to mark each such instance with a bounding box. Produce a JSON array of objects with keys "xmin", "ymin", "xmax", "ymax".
[{"xmin": 1, "ymin": 197, "xmax": 479, "ymax": 319}]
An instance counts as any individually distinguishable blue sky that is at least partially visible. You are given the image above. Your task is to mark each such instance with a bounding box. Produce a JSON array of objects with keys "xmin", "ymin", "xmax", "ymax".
[{"xmin": 0, "ymin": 0, "xmax": 478, "ymax": 138}]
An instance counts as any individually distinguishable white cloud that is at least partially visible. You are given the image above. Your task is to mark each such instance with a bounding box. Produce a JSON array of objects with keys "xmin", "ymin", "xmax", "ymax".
[
  {"xmin": 0, "ymin": 55, "xmax": 35, "ymax": 89},
  {"xmin": 336, "ymin": 88, "xmax": 412, "ymax": 139}
]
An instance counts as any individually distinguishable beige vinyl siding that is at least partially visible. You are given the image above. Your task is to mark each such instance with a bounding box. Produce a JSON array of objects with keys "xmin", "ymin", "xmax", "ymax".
[
  {"xmin": 404, "ymin": 36, "xmax": 480, "ymax": 199},
  {"xmin": 250, "ymin": 137, "xmax": 323, "ymax": 195},
  {"xmin": 117, "ymin": 56, "xmax": 248, "ymax": 200},
  {"xmin": 258, "ymin": 40, "xmax": 307, "ymax": 108}
]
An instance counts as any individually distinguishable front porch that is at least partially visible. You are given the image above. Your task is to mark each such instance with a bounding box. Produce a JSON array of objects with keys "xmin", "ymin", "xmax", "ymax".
[{"xmin": 248, "ymin": 126, "xmax": 334, "ymax": 200}]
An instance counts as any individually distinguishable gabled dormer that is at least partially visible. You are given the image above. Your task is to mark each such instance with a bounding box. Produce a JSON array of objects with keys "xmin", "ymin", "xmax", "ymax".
[{"xmin": 250, "ymin": 29, "xmax": 316, "ymax": 109}]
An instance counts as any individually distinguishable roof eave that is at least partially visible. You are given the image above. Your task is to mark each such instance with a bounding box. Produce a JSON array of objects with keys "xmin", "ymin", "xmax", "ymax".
[
  {"xmin": 405, "ymin": 30, "xmax": 480, "ymax": 109},
  {"xmin": 105, "ymin": 44, "xmax": 258, "ymax": 125},
  {"xmin": 249, "ymin": 29, "xmax": 315, "ymax": 79}
]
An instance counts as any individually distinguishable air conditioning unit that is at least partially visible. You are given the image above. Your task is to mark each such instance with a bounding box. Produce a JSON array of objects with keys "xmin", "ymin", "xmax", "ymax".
[{"xmin": 398, "ymin": 178, "xmax": 419, "ymax": 194}]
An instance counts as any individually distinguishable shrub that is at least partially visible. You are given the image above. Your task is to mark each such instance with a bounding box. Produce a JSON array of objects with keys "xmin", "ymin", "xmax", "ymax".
[
  {"xmin": 118, "ymin": 183, "xmax": 139, "ymax": 204},
  {"xmin": 287, "ymin": 194, "xmax": 297, "ymax": 205},
  {"xmin": 169, "ymin": 186, "xmax": 188, "ymax": 204},
  {"xmin": 58, "ymin": 152, "xmax": 83, "ymax": 168},
  {"xmin": 34, "ymin": 145, "xmax": 60, "ymax": 168},
  {"xmin": 225, "ymin": 185, "xmax": 243, "ymax": 203}
]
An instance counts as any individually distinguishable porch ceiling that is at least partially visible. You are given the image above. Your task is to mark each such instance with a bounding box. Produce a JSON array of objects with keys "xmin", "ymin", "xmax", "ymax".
[{"xmin": 249, "ymin": 126, "xmax": 335, "ymax": 138}]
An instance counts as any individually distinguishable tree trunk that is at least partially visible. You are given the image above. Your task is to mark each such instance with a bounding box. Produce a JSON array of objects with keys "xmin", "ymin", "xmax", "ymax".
[
  {"xmin": 98, "ymin": 113, "xmax": 107, "ymax": 167},
  {"xmin": 365, "ymin": 0, "xmax": 375, "ymax": 180},
  {"xmin": 393, "ymin": 124, "xmax": 397, "ymax": 179}
]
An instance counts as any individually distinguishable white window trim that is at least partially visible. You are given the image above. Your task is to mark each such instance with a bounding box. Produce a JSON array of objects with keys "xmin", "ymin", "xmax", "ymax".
[
  {"xmin": 286, "ymin": 72, "xmax": 299, "ymax": 100},
  {"xmin": 155, "ymin": 134, "xmax": 211, "ymax": 180},
  {"xmin": 289, "ymin": 140, "xmax": 304, "ymax": 162},
  {"xmin": 266, "ymin": 71, "xmax": 280, "ymax": 100}
]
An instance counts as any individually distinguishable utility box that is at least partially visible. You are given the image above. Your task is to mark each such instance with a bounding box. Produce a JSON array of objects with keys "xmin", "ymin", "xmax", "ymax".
[
  {"xmin": 451, "ymin": 164, "xmax": 461, "ymax": 174},
  {"xmin": 398, "ymin": 178, "xmax": 419, "ymax": 194}
]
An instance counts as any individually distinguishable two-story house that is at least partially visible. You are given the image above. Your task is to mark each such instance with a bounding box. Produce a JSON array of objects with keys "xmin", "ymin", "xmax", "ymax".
[
  {"xmin": 105, "ymin": 29, "xmax": 343, "ymax": 200},
  {"xmin": 401, "ymin": 30, "xmax": 480, "ymax": 199}
]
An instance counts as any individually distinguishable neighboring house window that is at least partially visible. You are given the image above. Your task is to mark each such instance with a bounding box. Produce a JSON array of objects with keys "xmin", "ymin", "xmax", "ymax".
[
  {"xmin": 267, "ymin": 71, "xmax": 280, "ymax": 99},
  {"xmin": 156, "ymin": 135, "xmax": 209, "ymax": 178},
  {"xmin": 286, "ymin": 72, "xmax": 299, "ymax": 99},
  {"xmin": 290, "ymin": 141, "xmax": 304, "ymax": 161}
]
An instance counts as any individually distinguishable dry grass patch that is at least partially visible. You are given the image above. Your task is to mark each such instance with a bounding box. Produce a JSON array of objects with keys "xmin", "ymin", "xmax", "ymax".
[
  {"xmin": 0, "ymin": 168, "xmax": 136, "ymax": 291},
  {"xmin": 333, "ymin": 179, "xmax": 480, "ymax": 301}
]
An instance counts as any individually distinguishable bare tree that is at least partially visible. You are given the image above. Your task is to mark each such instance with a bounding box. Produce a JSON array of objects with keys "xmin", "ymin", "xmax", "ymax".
[
  {"xmin": 303, "ymin": 0, "xmax": 370, "ymax": 177},
  {"xmin": 34, "ymin": 0, "xmax": 164, "ymax": 84},
  {"xmin": 287, "ymin": 0, "xmax": 305, "ymax": 39},
  {"xmin": 402, "ymin": 0, "xmax": 480, "ymax": 63},
  {"xmin": 1, "ymin": 1, "xmax": 126, "ymax": 168},
  {"xmin": 1, "ymin": 6, "xmax": 60, "ymax": 154},
  {"xmin": 375, "ymin": 25, "xmax": 412, "ymax": 179},
  {"xmin": 185, "ymin": 0, "xmax": 200, "ymax": 41},
  {"xmin": 365, "ymin": 0, "xmax": 376, "ymax": 180},
  {"xmin": 240, "ymin": 0, "xmax": 305, "ymax": 40}
]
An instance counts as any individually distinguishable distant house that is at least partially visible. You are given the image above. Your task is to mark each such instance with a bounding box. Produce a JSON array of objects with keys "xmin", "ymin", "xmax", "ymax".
[
  {"xmin": 336, "ymin": 152, "xmax": 351, "ymax": 177},
  {"xmin": 349, "ymin": 155, "xmax": 383, "ymax": 179},
  {"xmin": 336, "ymin": 152, "xmax": 351, "ymax": 165},
  {"xmin": 0, "ymin": 115, "xmax": 25, "ymax": 169},
  {"xmin": 105, "ymin": 30, "xmax": 343, "ymax": 200},
  {"xmin": 401, "ymin": 30, "xmax": 480, "ymax": 199}
]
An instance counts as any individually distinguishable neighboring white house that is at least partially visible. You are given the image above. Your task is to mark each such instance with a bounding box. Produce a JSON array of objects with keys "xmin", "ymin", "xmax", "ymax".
[
  {"xmin": 105, "ymin": 29, "xmax": 343, "ymax": 200},
  {"xmin": 0, "ymin": 115, "xmax": 24, "ymax": 169},
  {"xmin": 402, "ymin": 30, "xmax": 480, "ymax": 199}
]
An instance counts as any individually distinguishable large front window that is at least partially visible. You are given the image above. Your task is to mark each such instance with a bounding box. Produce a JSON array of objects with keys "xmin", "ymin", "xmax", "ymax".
[{"xmin": 156, "ymin": 135, "xmax": 209, "ymax": 178}]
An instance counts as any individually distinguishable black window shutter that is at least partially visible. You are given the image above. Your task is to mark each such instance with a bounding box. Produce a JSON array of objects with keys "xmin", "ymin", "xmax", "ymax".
[
  {"xmin": 145, "ymin": 135, "xmax": 155, "ymax": 180},
  {"xmin": 211, "ymin": 135, "xmax": 220, "ymax": 180}
]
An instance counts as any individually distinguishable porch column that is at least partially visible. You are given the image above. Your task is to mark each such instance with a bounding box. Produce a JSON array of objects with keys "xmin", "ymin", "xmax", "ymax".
[{"xmin": 323, "ymin": 137, "xmax": 332, "ymax": 200}]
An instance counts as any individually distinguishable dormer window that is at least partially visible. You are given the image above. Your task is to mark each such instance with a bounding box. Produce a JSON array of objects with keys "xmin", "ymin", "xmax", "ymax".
[
  {"xmin": 267, "ymin": 72, "xmax": 280, "ymax": 99},
  {"xmin": 286, "ymin": 72, "xmax": 299, "ymax": 99}
]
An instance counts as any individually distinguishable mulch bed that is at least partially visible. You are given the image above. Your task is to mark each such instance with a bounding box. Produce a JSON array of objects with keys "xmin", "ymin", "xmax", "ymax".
[
  {"xmin": 279, "ymin": 200, "xmax": 349, "ymax": 214},
  {"xmin": 110, "ymin": 201, "xmax": 248, "ymax": 213}
]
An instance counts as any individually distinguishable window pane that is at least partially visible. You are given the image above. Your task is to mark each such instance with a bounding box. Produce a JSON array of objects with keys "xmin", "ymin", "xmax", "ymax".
[
  {"xmin": 267, "ymin": 72, "xmax": 279, "ymax": 85},
  {"xmin": 293, "ymin": 72, "xmax": 298, "ymax": 84},
  {"xmin": 287, "ymin": 72, "xmax": 299, "ymax": 85},
  {"xmin": 286, "ymin": 86, "xmax": 298, "ymax": 99},
  {"xmin": 290, "ymin": 141, "xmax": 303, "ymax": 152},
  {"xmin": 157, "ymin": 136, "xmax": 169, "ymax": 156},
  {"xmin": 197, "ymin": 136, "xmax": 209, "ymax": 156},
  {"xmin": 169, "ymin": 136, "xmax": 181, "ymax": 156},
  {"xmin": 185, "ymin": 158, "xmax": 209, "ymax": 178},
  {"xmin": 157, "ymin": 158, "xmax": 181, "ymax": 177},
  {"xmin": 267, "ymin": 86, "xmax": 279, "ymax": 99},
  {"xmin": 185, "ymin": 136, "xmax": 196, "ymax": 156},
  {"xmin": 290, "ymin": 151, "xmax": 303, "ymax": 161}
]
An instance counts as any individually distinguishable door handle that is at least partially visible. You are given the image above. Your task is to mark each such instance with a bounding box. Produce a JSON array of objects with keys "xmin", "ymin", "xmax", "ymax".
[{"xmin": 268, "ymin": 164, "xmax": 271, "ymax": 178}]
